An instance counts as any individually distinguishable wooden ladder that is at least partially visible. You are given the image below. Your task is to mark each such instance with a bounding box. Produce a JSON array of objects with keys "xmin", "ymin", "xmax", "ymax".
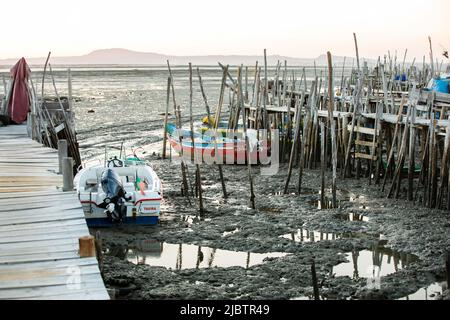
[{"xmin": 347, "ymin": 121, "xmax": 380, "ymax": 162}]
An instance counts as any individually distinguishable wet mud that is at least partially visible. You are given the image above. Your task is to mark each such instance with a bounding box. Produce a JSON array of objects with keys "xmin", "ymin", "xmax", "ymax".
[{"xmin": 90, "ymin": 148, "xmax": 450, "ymax": 300}]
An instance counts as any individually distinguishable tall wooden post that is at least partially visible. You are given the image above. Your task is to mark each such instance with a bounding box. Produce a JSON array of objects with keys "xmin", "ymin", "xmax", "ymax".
[
  {"xmin": 58, "ymin": 139, "xmax": 68, "ymax": 174},
  {"xmin": 162, "ymin": 77, "xmax": 171, "ymax": 159},
  {"xmin": 327, "ymin": 52, "xmax": 338, "ymax": 208},
  {"xmin": 62, "ymin": 157, "xmax": 74, "ymax": 192}
]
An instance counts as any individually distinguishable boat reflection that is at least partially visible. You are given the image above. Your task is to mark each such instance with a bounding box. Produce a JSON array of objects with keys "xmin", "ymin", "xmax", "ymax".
[{"xmin": 106, "ymin": 240, "xmax": 288, "ymax": 270}]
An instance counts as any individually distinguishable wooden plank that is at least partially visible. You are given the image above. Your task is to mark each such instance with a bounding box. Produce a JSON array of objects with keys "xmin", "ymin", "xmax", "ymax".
[
  {"xmin": 0, "ymin": 219, "xmax": 87, "ymax": 232},
  {"xmin": 0, "ymin": 190, "xmax": 76, "ymax": 200},
  {"xmin": 0, "ymin": 224, "xmax": 88, "ymax": 239},
  {"xmin": 355, "ymin": 140, "xmax": 379, "ymax": 147},
  {"xmin": 0, "ymin": 177, "xmax": 62, "ymax": 183},
  {"xmin": 0, "ymin": 257, "xmax": 99, "ymax": 272},
  {"xmin": 0, "ymin": 243, "xmax": 77, "ymax": 256},
  {"xmin": 347, "ymin": 124, "xmax": 379, "ymax": 135},
  {"xmin": 0, "ymin": 193, "xmax": 77, "ymax": 206},
  {"xmin": 1, "ymin": 238, "xmax": 79, "ymax": 251},
  {"xmin": 355, "ymin": 153, "xmax": 378, "ymax": 161},
  {"xmin": 0, "ymin": 251, "xmax": 82, "ymax": 265},
  {"xmin": 0, "ymin": 208, "xmax": 83, "ymax": 221},
  {"xmin": 0, "ymin": 228, "xmax": 89, "ymax": 244},
  {"xmin": 0, "ymin": 273, "xmax": 104, "ymax": 291},
  {"xmin": 0, "ymin": 125, "xmax": 108, "ymax": 300},
  {"xmin": 0, "ymin": 186, "xmax": 59, "ymax": 193},
  {"xmin": 0, "ymin": 199, "xmax": 79, "ymax": 212},
  {"xmin": 0, "ymin": 211, "xmax": 83, "ymax": 226},
  {"xmin": 1, "ymin": 283, "xmax": 108, "ymax": 300}
]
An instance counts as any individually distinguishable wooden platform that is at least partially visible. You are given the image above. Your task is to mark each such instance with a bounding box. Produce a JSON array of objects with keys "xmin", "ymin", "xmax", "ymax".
[{"xmin": 0, "ymin": 124, "xmax": 109, "ymax": 300}]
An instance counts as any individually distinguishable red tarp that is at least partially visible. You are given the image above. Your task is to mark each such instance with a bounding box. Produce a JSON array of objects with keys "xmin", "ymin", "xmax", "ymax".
[{"xmin": 8, "ymin": 58, "xmax": 31, "ymax": 124}]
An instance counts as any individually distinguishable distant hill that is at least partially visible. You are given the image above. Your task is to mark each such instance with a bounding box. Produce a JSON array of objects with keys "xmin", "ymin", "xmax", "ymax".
[{"xmin": 0, "ymin": 48, "xmax": 373, "ymax": 66}]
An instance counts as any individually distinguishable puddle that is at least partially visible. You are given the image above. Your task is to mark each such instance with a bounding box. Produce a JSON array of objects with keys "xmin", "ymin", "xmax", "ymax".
[
  {"xmin": 281, "ymin": 229, "xmax": 341, "ymax": 242},
  {"xmin": 280, "ymin": 229, "xmax": 381, "ymax": 243},
  {"xmin": 308, "ymin": 198, "xmax": 343, "ymax": 210},
  {"xmin": 222, "ymin": 228, "xmax": 240, "ymax": 237},
  {"xmin": 332, "ymin": 246, "xmax": 419, "ymax": 280},
  {"xmin": 398, "ymin": 282, "xmax": 445, "ymax": 300},
  {"xmin": 181, "ymin": 215, "xmax": 210, "ymax": 225},
  {"xmin": 290, "ymin": 296, "xmax": 326, "ymax": 300},
  {"xmin": 181, "ymin": 215, "xmax": 197, "ymax": 225},
  {"xmin": 106, "ymin": 239, "xmax": 289, "ymax": 270},
  {"xmin": 335, "ymin": 212, "xmax": 370, "ymax": 222}
]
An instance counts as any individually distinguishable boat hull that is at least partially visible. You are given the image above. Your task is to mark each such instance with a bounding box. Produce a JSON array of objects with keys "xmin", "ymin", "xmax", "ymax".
[
  {"xmin": 86, "ymin": 215, "xmax": 159, "ymax": 227},
  {"xmin": 75, "ymin": 161, "xmax": 162, "ymax": 227}
]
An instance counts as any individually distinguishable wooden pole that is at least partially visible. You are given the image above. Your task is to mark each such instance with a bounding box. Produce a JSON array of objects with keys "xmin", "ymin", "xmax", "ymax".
[
  {"xmin": 407, "ymin": 102, "xmax": 416, "ymax": 201},
  {"xmin": 284, "ymin": 91, "xmax": 304, "ymax": 194},
  {"xmin": 162, "ymin": 77, "xmax": 171, "ymax": 159},
  {"xmin": 437, "ymin": 117, "xmax": 450, "ymax": 208},
  {"xmin": 382, "ymin": 96, "xmax": 406, "ymax": 192},
  {"xmin": 189, "ymin": 63, "xmax": 204, "ymax": 214},
  {"xmin": 446, "ymin": 252, "xmax": 450, "ymax": 289},
  {"xmin": 388, "ymin": 105, "xmax": 412, "ymax": 199},
  {"xmin": 429, "ymin": 117, "xmax": 438, "ymax": 208},
  {"xmin": 213, "ymin": 67, "xmax": 228, "ymax": 199},
  {"xmin": 263, "ymin": 49, "xmax": 269, "ymax": 129},
  {"xmin": 251, "ymin": 61, "xmax": 259, "ymax": 106},
  {"xmin": 238, "ymin": 66, "xmax": 256, "ymax": 209},
  {"xmin": 67, "ymin": 68, "xmax": 73, "ymax": 110},
  {"xmin": 298, "ymin": 83, "xmax": 314, "ymax": 195},
  {"xmin": 41, "ymin": 51, "xmax": 51, "ymax": 104},
  {"xmin": 79, "ymin": 235, "xmax": 96, "ymax": 258},
  {"xmin": 189, "ymin": 63, "xmax": 195, "ymax": 161},
  {"xmin": 167, "ymin": 61, "xmax": 190, "ymax": 201},
  {"xmin": 311, "ymin": 259, "xmax": 320, "ymax": 300},
  {"xmin": 167, "ymin": 60, "xmax": 181, "ymax": 127},
  {"xmin": 94, "ymin": 231, "xmax": 103, "ymax": 270},
  {"xmin": 197, "ymin": 67, "xmax": 212, "ymax": 122},
  {"xmin": 327, "ymin": 52, "xmax": 337, "ymax": 208},
  {"xmin": 215, "ymin": 66, "xmax": 228, "ymax": 129},
  {"xmin": 340, "ymin": 57, "xmax": 346, "ymax": 94},
  {"xmin": 58, "ymin": 139, "xmax": 68, "ymax": 174},
  {"xmin": 320, "ymin": 121, "xmax": 326, "ymax": 208},
  {"xmin": 48, "ymin": 64, "xmax": 81, "ymax": 166},
  {"xmin": 62, "ymin": 157, "xmax": 74, "ymax": 192},
  {"xmin": 353, "ymin": 33, "xmax": 360, "ymax": 72},
  {"xmin": 429, "ymin": 36, "xmax": 435, "ymax": 79}
]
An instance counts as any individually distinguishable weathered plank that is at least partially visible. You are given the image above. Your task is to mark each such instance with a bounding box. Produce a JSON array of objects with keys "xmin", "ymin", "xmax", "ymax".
[{"xmin": 0, "ymin": 124, "xmax": 108, "ymax": 300}]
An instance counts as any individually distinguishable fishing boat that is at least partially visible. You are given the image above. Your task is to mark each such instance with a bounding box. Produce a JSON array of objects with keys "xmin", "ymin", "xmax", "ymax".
[
  {"xmin": 74, "ymin": 155, "xmax": 162, "ymax": 227},
  {"xmin": 200, "ymin": 116, "xmax": 243, "ymax": 137},
  {"xmin": 166, "ymin": 123, "xmax": 268, "ymax": 163}
]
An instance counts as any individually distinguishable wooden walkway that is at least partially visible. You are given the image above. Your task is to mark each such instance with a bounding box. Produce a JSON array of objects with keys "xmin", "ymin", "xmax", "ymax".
[{"xmin": 0, "ymin": 124, "xmax": 109, "ymax": 300}]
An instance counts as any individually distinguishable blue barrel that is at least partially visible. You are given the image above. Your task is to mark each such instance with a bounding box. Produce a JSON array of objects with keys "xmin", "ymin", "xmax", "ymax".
[{"xmin": 432, "ymin": 79, "xmax": 450, "ymax": 94}]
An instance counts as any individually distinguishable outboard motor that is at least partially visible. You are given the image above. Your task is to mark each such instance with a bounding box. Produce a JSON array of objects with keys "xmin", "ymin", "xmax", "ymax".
[{"xmin": 100, "ymin": 169, "xmax": 127, "ymax": 223}]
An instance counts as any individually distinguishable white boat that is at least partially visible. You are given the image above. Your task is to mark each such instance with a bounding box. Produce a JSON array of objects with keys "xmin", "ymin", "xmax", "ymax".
[{"xmin": 74, "ymin": 156, "xmax": 162, "ymax": 227}]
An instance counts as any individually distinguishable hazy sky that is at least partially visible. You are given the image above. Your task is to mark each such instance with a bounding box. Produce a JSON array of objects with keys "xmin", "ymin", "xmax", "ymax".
[{"xmin": 2, "ymin": 0, "xmax": 449, "ymax": 60}]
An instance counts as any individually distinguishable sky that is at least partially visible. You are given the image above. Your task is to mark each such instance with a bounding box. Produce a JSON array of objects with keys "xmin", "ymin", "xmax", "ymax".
[{"xmin": 1, "ymin": 0, "xmax": 449, "ymax": 60}]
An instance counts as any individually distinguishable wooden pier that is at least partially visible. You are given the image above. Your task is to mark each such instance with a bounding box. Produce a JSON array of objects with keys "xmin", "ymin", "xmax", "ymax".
[{"xmin": 0, "ymin": 124, "xmax": 109, "ymax": 300}]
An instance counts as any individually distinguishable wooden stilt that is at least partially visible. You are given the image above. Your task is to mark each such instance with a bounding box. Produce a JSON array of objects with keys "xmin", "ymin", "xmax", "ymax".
[{"xmin": 162, "ymin": 77, "xmax": 171, "ymax": 159}]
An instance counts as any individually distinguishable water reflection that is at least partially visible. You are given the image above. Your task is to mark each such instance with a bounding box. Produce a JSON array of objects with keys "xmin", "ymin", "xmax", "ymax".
[
  {"xmin": 281, "ymin": 229, "xmax": 340, "ymax": 242},
  {"xmin": 335, "ymin": 212, "xmax": 370, "ymax": 222},
  {"xmin": 280, "ymin": 229, "xmax": 380, "ymax": 243},
  {"xmin": 398, "ymin": 282, "xmax": 445, "ymax": 300},
  {"xmin": 222, "ymin": 228, "xmax": 240, "ymax": 237},
  {"xmin": 106, "ymin": 240, "xmax": 288, "ymax": 270},
  {"xmin": 332, "ymin": 245, "xmax": 419, "ymax": 280}
]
